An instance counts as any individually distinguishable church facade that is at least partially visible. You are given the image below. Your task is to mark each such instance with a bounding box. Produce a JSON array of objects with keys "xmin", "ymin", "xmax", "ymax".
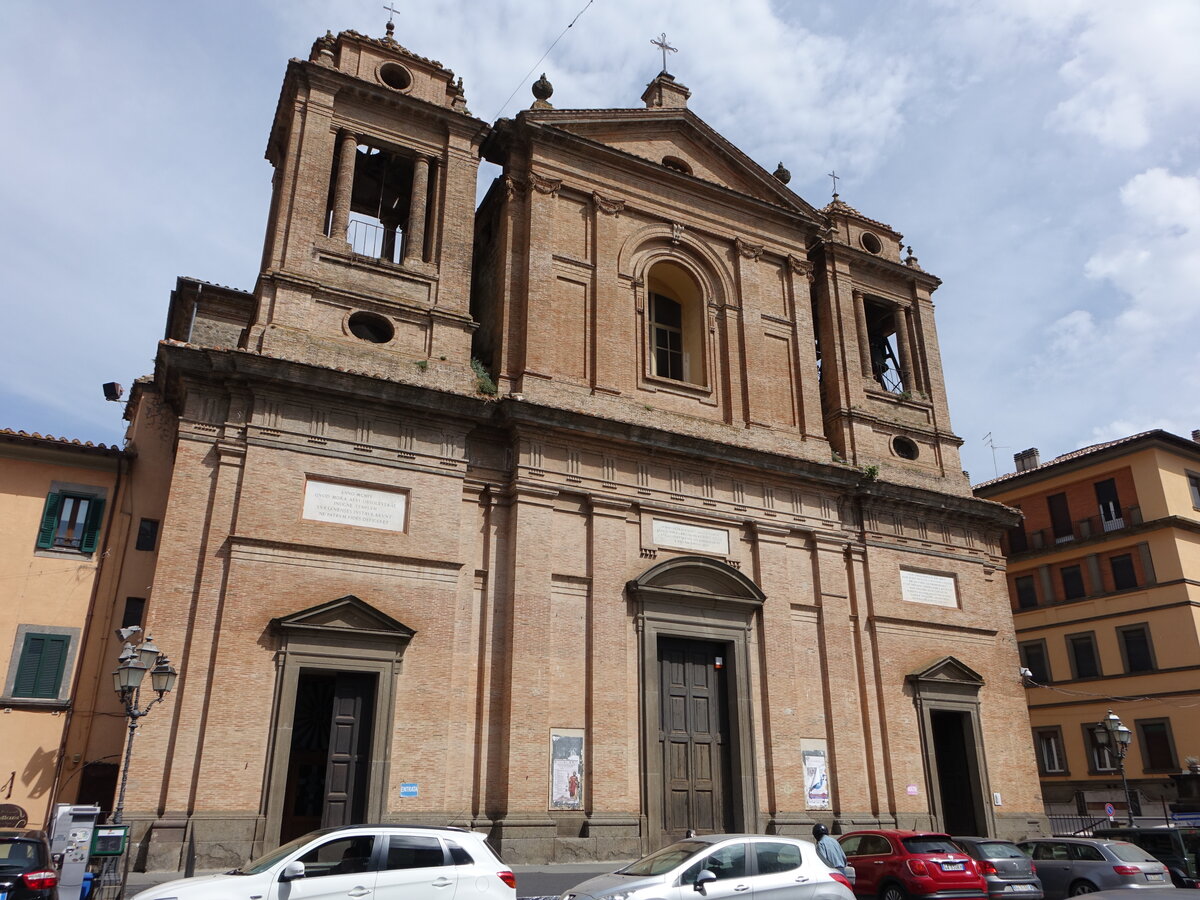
[{"xmin": 71, "ymin": 26, "xmax": 1045, "ymax": 867}]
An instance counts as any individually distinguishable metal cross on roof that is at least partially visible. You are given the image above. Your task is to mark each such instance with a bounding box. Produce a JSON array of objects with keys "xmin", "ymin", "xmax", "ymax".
[
  {"xmin": 651, "ymin": 32, "xmax": 677, "ymax": 74},
  {"xmin": 383, "ymin": 2, "xmax": 400, "ymax": 23},
  {"xmin": 828, "ymin": 170, "xmax": 840, "ymax": 198}
]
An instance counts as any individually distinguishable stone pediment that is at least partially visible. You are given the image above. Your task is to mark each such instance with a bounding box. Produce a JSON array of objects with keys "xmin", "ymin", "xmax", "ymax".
[
  {"xmin": 907, "ymin": 656, "xmax": 985, "ymax": 688},
  {"xmin": 271, "ymin": 594, "xmax": 416, "ymax": 644},
  {"xmin": 628, "ymin": 555, "xmax": 766, "ymax": 607},
  {"xmin": 529, "ymin": 109, "xmax": 820, "ymax": 219}
]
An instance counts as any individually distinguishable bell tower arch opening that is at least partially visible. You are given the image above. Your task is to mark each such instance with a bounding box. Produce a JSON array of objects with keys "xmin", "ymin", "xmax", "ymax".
[{"xmin": 627, "ymin": 556, "xmax": 764, "ymax": 850}]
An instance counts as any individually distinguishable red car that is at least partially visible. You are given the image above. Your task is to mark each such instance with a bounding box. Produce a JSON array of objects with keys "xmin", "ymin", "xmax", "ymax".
[{"xmin": 839, "ymin": 830, "xmax": 987, "ymax": 900}]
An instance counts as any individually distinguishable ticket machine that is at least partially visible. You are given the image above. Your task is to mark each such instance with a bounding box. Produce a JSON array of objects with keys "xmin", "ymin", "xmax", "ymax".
[{"xmin": 49, "ymin": 804, "xmax": 101, "ymax": 899}]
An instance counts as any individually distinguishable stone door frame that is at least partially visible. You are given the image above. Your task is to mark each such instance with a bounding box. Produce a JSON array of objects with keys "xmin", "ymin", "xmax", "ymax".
[
  {"xmin": 263, "ymin": 595, "xmax": 414, "ymax": 850},
  {"xmin": 627, "ymin": 556, "xmax": 765, "ymax": 852},
  {"xmin": 907, "ymin": 656, "xmax": 994, "ymax": 837}
]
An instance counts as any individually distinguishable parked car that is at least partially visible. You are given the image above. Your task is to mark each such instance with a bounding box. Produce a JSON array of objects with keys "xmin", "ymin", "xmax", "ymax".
[
  {"xmin": 953, "ymin": 836, "xmax": 1044, "ymax": 900},
  {"xmin": 561, "ymin": 833, "xmax": 855, "ymax": 900},
  {"xmin": 1091, "ymin": 827, "xmax": 1200, "ymax": 889},
  {"xmin": 1016, "ymin": 838, "xmax": 1173, "ymax": 898},
  {"xmin": 838, "ymin": 830, "xmax": 987, "ymax": 900},
  {"xmin": 0, "ymin": 829, "xmax": 59, "ymax": 900},
  {"xmin": 129, "ymin": 825, "xmax": 515, "ymax": 900}
]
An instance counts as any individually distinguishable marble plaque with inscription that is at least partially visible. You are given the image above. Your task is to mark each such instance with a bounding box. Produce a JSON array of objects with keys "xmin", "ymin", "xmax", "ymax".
[
  {"xmin": 303, "ymin": 479, "xmax": 407, "ymax": 532},
  {"xmin": 652, "ymin": 518, "xmax": 730, "ymax": 555},
  {"xmin": 900, "ymin": 569, "xmax": 958, "ymax": 608}
]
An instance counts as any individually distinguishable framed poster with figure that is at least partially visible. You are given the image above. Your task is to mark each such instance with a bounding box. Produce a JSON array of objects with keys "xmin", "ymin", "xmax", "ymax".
[
  {"xmin": 549, "ymin": 728, "xmax": 584, "ymax": 810},
  {"xmin": 801, "ymin": 739, "xmax": 831, "ymax": 810}
]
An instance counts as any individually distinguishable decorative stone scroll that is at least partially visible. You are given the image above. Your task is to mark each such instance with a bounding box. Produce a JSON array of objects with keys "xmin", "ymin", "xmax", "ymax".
[
  {"xmin": 592, "ymin": 191, "xmax": 626, "ymax": 216},
  {"xmin": 788, "ymin": 254, "xmax": 814, "ymax": 280},
  {"xmin": 671, "ymin": 222, "xmax": 685, "ymax": 244},
  {"xmin": 735, "ymin": 237, "xmax": 764, "ymax": 260},
  {"xmin": 529, "ymin": 171, "xmax": 563, "ymax": 197},
  {"xmin": 502, "ymin": 175, "xmax": 528, "ymax": 200}
]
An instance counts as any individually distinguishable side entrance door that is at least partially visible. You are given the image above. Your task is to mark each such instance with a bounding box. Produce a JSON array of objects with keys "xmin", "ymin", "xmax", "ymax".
[{"xmin": 659, "ymin": 637, "xmax": 733, "ymax": 840}]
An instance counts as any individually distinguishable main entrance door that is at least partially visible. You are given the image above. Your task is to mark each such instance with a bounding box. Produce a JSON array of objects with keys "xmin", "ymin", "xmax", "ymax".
[
  {"xmin": 659, "ymin": 637, "xmax": 733, "ymax": 840},
  {"xmin": 280, "ymin": 671, "xmax": 376, "ymax": 843}
]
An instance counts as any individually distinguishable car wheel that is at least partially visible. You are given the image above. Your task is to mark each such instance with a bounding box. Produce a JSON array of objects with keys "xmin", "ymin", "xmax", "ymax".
[
  {"xmin": 1068, "ymin": 881, "xmax": 1096, "ymax": 896},
  {"xmin": 880, "ymin": 884, "xmax": 907, "ymax": 900}
]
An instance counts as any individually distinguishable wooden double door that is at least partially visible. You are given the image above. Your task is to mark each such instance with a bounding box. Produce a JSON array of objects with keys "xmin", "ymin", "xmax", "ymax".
[{"xmin": 660, "ymin": 638, "xmax": 734, "ymax": 840}]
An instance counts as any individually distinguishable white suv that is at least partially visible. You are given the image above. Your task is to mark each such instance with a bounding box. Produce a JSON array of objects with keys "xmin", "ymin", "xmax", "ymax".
[{"xmin": 131, "ymin": 825, "xmax": 516, "ymax": 900}]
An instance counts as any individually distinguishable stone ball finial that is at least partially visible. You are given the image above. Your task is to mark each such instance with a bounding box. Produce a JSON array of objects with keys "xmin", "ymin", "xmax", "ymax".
[
  {"xmin": 773, "ymin": 162, "xmax": 791, "ymax": 184},
  {"xmin": 532, "ymin": 73, "xmax": 554, "ymax": 102}
]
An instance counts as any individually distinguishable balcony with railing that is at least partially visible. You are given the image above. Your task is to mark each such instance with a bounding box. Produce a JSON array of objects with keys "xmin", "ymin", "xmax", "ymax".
[{"xmin": 1006, "ymin": 504, "xmax": 1143, "ymax": 556}]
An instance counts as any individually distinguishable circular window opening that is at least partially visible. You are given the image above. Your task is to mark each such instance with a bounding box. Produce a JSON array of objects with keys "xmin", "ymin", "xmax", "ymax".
[
  {"xmin": 348, "ymin": 311, "xmax": 394, "ymax": 344},
  {"xmin": 379, "ymin": 63, "xmax": 413, "ymax": 91},
  {"xmin": 860, "ymin": 232, "xmax": 883, "ymax": 254},
  {"xmin": 662, "ymin": 155, "xmax": 693, "ymax": 175},
  {"xmin": 893, "ymin": 436, "xmax": 919, "ymax": 460}
]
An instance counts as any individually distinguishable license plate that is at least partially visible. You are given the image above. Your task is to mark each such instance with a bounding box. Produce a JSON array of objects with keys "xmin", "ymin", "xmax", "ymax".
[
  {"xmin": 1008, "ymin": 885, "xmax": 1037, "ymax": 892},
  {"xmin": 1147, "ymin": 874, "xmax": 1164, "ymax": 881},
  {"xmin": 942, "ymin": 863, "xmax": 965, "ymax": 871}
]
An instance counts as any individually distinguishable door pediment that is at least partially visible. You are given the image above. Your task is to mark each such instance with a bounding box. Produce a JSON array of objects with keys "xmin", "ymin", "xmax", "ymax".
[
  {"xmin": 271, "ymin": 595, "xmax": 416, "ymax": 647},
  {"xmin": 907, "ymin": 656, "xmax": 985, "ymax": 695}
]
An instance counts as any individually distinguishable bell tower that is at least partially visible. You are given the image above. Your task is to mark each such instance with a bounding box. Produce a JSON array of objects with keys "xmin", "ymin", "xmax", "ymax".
[{"xmin": 245, "ymin": 27, "xmax": 489, "ymax": 379}]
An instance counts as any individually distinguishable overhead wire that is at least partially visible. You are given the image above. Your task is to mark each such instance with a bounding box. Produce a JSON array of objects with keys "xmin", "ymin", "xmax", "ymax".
[{"xmin": 493, "ymin": 0, "xmax": 596, "ymax": 121}]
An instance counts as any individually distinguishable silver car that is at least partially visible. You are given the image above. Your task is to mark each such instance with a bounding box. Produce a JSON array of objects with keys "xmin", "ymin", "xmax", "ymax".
[
  {"xmin": 1016, "ymin": 838, "xmax": 1173, "ymax": 898},
  {"xmin": 562, "ymin": 834, "xmax": 855, "ymax": 900},
  {"xmin": 953, "ymin": 836, "xmax": 1043, "ymax": 900}
]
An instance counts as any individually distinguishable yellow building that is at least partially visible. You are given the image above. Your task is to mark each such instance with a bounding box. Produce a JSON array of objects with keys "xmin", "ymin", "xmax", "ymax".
[
  {"xmin": 976, "ymin": 430, "xmax": 1200, "ymax": 820},
  {"xmin": 0, "ymin": 429, "xmax": 125, "ymax": 830}
]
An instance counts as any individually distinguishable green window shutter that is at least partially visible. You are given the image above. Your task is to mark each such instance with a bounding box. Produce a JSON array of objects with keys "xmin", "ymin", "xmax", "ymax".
[
  {"xmin": 79, "ymin": 498, "xmax": 106, "ymax": 554},
  {"xmin": 13, "ymin": 633, "xmax": 70, "ymax": 699},
  {"xmin": 36, "ymin": 493, "xmax": 63, "ymax": 549}
]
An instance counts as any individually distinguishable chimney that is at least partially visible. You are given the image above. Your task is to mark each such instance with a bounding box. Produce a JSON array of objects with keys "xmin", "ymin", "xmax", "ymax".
[
  {"xmin": 1192, "ymin": 430, "xmax": 1200, "ymax": 443},
  {"xmin": 1014, "ymin": 448, "xmax": 1041, "ymax": 472}
]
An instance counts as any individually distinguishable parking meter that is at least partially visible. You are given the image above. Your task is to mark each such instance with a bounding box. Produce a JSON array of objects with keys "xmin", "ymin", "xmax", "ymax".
[{"xmin": 49, "ymin": 804, "xmax": 101, "ymax": 898}]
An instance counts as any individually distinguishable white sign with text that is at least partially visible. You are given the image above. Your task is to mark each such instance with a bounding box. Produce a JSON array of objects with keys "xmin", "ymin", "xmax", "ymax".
[
  {"xmin": 303, "ymin": 479, "xmax": 407, "ymax": 532},
  {"xmin": 900, "ymin": 569, "xmax": 958, "ymax": 608},
  {"xmin": 652, "ymin": 519, "xmax": 730, "ymax": 555}
]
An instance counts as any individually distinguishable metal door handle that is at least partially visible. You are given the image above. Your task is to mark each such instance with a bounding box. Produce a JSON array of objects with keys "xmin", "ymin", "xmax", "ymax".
[
  {"xmin": 795, "ymin": 875, "xmax": 810, "ymax": 882},
  {"xmin": 433, "ymin": 877, "xmax": 454, "ymax": 887},
  {"xmin": 875, "ymin": 860, "xmax": 885, "ymax": 865},
  {"xmin": 348, "ymin": 890, "xmax": 372, "ymax": 898},
  {"xmin": 733, "ymin": 886, "xmax": 750, "ymax": 892}
]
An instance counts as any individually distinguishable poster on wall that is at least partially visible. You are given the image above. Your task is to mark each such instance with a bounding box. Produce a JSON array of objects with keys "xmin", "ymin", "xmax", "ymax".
[
  {"xmin": 801, "ymin": 739, "xmax": 831, "ymax": 810},
  {"xmin": 549, "ymin": 728, "xmax": 584, "ymax": 810}
]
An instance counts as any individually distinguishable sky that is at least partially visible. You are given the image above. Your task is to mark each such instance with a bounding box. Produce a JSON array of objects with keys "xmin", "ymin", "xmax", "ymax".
[{"xmin": 2, "ymin": 0, "xmax": 1198, "ymax": 484}]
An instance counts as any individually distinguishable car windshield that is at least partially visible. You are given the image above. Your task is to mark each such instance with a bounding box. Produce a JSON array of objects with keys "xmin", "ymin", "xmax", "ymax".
[
  {"xmin": 904, "ymin": 837, "xmax": 960, "ymax": 854},
  {"xmin": 233, "ymin": 833, "xmax": 319, "ymax": 875},
  {"xmin": 0, "ymin": 841, "xmax": 43, "ymax": 873},
  {"xmin": 1108, "ymin": 843, "xmax": 1158, "ymax": 863},
  {"xmin": 976, "ymin": 842, "xmax": 1026, "ymax": 860},
  {"xmin": 620, "ymin": 841, "xmax": 708, "ymax": 876}
]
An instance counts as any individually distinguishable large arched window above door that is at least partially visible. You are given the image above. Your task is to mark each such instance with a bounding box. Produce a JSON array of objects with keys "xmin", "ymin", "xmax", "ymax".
[{"xmin": 647, "ymin": 260, "xmax": 707, "ymax": 387}]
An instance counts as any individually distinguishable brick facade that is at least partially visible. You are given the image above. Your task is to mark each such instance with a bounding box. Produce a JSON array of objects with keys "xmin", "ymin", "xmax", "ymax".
[{"xmin": 78, "ymin": 26, "xmax": 1045, "ymax": 868}]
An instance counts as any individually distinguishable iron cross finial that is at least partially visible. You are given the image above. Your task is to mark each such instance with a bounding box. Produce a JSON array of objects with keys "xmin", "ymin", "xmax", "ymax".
[
  {"xmin": 383, "ymin": 3, "xmax": 399, "ymax": 38},
  {"xmin": 828, "ymin": 170, "xmax": 840, "ymax": 198},
  {"xmin": 651, "ymin": 32, "xmax": 677, "ymax": 74}
]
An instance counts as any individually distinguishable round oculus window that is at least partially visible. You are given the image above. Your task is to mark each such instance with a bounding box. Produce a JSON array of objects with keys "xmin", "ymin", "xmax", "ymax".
[
  {"xmin": 379, "ymin": 63, "xmax": 413, "ymax": 91},
  {"xmin": 348, "ymin": 311, "xmax": 394, "ymax": 344},
  {"xmin": 860, "ymin": 231, "xmax": 883, "ymax": 254},
  {"xmin": 892, "ymin": 436, "xmax": 919, "ymax": 460}
]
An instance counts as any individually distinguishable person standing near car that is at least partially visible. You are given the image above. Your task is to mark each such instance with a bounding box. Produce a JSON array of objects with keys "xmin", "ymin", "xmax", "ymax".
[{"xmin": 813, "ymin": 823, "xmax": 850, "ymax": 876}]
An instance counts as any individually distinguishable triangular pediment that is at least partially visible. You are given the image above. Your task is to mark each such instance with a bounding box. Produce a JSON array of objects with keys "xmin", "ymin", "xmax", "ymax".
[
  {"xmin": 272, "ymin": 594, "xmax": 416, "ymax": 641},
  {"xmin": 908, "ymin": 655, "xmax": 985, "ymax": 687},
  {"xmin": 528, "ymin": 108, "xmax": 820, "ymax": 218}
]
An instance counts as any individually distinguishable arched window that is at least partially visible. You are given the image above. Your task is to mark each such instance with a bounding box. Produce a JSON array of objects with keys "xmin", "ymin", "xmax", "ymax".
[{"xmin": 647, "ymin": 261, "xmax": 706, "ymax": 386}]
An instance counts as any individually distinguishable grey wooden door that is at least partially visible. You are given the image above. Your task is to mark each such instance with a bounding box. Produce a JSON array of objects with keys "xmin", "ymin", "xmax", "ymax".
[{"xmin": 660, "ymin": 638, "xmax": 731, "ymax": 839}]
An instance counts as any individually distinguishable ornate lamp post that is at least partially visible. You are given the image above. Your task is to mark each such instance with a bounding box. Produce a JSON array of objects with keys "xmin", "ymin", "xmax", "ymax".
[
  {"xmin": 111, "ymin": 627, "xmax": 178, "ymax": 825},
  {"xmin": 1093, "ymin": 709, "xmax": 1134, "ymax": 825}
]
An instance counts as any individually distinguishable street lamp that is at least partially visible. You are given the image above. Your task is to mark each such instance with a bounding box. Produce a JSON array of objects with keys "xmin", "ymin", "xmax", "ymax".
[
  {"xmin": 111, "ymin": 627, "xmax": 178, "ymax": 825},
  {"xmin": 1093, "ymin": 709, "xmax": 1135, "ymax": 825}
]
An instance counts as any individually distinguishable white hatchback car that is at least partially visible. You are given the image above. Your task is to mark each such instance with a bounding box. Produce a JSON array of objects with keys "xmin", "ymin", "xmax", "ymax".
[
  {"xmin": 131, "ymin": 825, "xmax": 516, "ymax": 900},
  {"xmin": 563, "ymin": 834, "xmax": 855, "ymax": 900}
]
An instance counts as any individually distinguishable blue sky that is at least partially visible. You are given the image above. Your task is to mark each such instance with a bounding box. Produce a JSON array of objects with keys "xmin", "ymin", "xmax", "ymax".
[{"xmin": 2, "ymin": 0, "xmax": 1198, "ymax": 482}]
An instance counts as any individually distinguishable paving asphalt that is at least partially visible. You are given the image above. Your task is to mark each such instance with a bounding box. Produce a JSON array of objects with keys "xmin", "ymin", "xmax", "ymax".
[{"xmin": 120, "ymin": 860, "xmax": 625, "ymax": 899}]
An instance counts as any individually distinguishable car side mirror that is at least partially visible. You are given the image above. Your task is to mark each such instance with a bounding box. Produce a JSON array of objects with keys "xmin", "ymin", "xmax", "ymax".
[
  {"xmin": 694, "ymin": 869, "xmax": 717, "ymax": 892},
  {"xmin": 280, "ymin": 861, "xmax": 306, "ymax": 882}
]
